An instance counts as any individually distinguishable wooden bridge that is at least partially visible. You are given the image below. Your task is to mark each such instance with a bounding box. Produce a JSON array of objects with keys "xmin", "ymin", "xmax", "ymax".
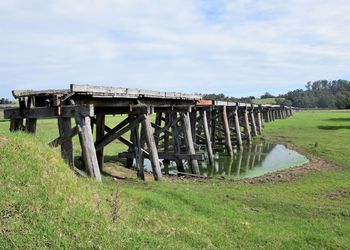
[{"xmin": 4, "ymin": 84, "xmax": 293, "ymax": 181}]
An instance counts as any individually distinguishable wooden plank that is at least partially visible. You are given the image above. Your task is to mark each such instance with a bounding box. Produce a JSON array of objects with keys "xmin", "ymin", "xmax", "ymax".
[
  {"xmin": 4, "ymin": 105, "xmax": 94, "ymax": 119},
  {"xmin": 12, "ymin": 89, "xmax": 70, "ymax": 98},
  {"xmin": 71, "ymin": 84, "xmax": 202, "ymax": 100},
  {"xmin": 76, "ymin": 116, "xmax": 101, "ymax": 182}
]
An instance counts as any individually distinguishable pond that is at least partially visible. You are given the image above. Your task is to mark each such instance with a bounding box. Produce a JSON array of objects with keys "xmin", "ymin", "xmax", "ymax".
[{"xmin": 144, "ymin": 142, "xmax": 309, "ymax": 179}]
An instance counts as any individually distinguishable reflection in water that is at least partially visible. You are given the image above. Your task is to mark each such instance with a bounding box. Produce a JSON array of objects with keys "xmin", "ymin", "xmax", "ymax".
[{"xmin": 144, "ymin": 142, "xmax": 309, "ymax": 179}]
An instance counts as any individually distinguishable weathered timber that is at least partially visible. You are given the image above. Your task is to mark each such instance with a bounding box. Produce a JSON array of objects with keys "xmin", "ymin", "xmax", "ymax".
[
  {"xmin": 95, "ymin": 112, "xmax": 105, "ymax": 170},
  {"xmin": 141, "ymin": 113, "xmax": 163, "ymax": 181},
  {"xmin": 171, "ymin": 112, "xmax": 184, "ymax": 172},
  {"xmin": 76, "ymin": 116, "xmax": 101, "ymax": 181},
  {"xmin": 257, "ymin": 110, "xmax": 263, "ymax": 135},
  {"xmin": 243, "ymin": 109, "xmax": 252, "ymax": 144},
  {"xmin": 233, "ymin": 109, "xmax": 243, "ymax": 149},
  {"xmin": 95, "ymin": 115, "xmax": 144, "ymax": 151},
  {"xmin": 71, "ymin": 84, "xmax": 202, "ymax": 100},
  {"xmin": 4, "ymin": 105, "xmax": 94, "ymax": 119},
  {"xmin": 250, "ymin": 108, "xmax": 258, "ymax": 136},
  {"xmin": 50, "ymin": 125, "xmax": 78, "ymax": 147},
  {"xmin": 222, "ymin": 106, "xmax": 233, "ymax": 156},
  {"xmin": 56, "ymin": 118, "xmax": 75, "ymax": 169},
  {"xmin": 119, "ymin": 152, "xmax": 204, "ymax": 161},
  {"xmin": 181, "ymin": 112, "xmax": 200, "ymax": 174},
  {"xmin": 202, "ymin": 110, "xmax": 214, "ymax": 165}
]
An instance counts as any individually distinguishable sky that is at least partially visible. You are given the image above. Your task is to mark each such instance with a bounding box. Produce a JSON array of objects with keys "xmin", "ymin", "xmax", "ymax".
[{"xmin": 0, "ymin": 0, "xmax": 349, "ymax": 99}]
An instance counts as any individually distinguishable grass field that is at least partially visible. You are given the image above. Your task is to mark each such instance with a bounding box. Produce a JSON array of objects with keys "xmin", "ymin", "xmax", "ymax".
[{"xmin": 1, "ymin": 111, "xmax": 350, "ymax": 249}]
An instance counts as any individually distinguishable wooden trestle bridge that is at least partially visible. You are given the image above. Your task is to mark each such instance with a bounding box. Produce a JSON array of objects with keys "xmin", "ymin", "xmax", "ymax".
[{"xmin": 4, "ymin": 84, "xmax": 294, "ymax": 182}]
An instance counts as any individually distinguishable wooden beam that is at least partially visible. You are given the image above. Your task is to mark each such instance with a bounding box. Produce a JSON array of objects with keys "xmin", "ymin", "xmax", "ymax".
[
  {"xmin": 56, "ymin": 118, "xmax": 75, "ymax": 169},
  {"xmin": 257, "ymin": 110, "xmax": 263, "ymax": 135},
  {"xmin": 95, "ymin": 112, "xmax": 105, "ymax": 171},
  {"xmin": 171, "ymin": 112, "xmax": 184, "ymax": 172},
  {"xmin": 250, "ymin": 109, "xmax": 258, "ymax": 136},
  {"xmin": 233, "ymin": 109, "xmax": 243, "ymax": 149},
  {"xmin": 202, "ymin": 110, "xmax": 214, "ymax": 165},
  {"xmin": 222, "ymin": 106, "xmax": 233, "ymax": 156},
  {"xmin": 141, "ymin": 113, "xmax": 163, "ymax": 181},
  {"xmin": 4, "ymin": 105, "xmax": 94, "ymax": 119},
  {"xmin": 76, "ymin": 116, "xmax": 101, "ymax": 182},
  {"xmin": 49, "ymin": 125, "xmax": 79, "ymax": 148},
  {"xmin": 94, "ymin": 115, "xmax": 144, "ymax": 151},
  {"xmin": 182, "ymin": 112, "xmax": 200, "ymax": 174},
  {"xmin": 243, "ymin": 109, "xmax": 252, "ymax": 144},
  {"xmin": 119, "ymin": 152, "xmax": 204, "ymax": 161}
]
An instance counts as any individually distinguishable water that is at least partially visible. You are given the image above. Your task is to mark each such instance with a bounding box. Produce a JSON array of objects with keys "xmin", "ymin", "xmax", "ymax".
[{"xmin": 143, "ymin": 142, "xmax": 309, "ymax": 179}]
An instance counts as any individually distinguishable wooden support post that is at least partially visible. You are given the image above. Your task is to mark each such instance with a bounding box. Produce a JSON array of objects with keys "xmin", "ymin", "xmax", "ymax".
[
  {"xmin": 202, "ymin": 110, "xmax": 214, "ymax": 165},
  {"xmin": 130, "ymin": 118, "xmax": 144, "ymax": 180},
  {"xmin": 164, "ymin": 113, "xmax": 170, "ymax": 152},
  {"xmin": 211, "ymin": 108, "xmax": 216, "ymax": 149},
  {"xmin": 233, "ymin": 109, "xmax": 243, "ymax": 149},
  {"xmin": 76, "ymin": 116, "xmax": 102, "ymax": 182},
  {"xmin": 250, "ymin": 109, "xmax": 258, "ymax": 136},
  {"xmin": 244, "ymin": 109, "xmax": 252, "ymax": 144},
  {"xmin": 10, "ymin": 118, "xmax": 23, "ymax": 132},
  {"xmin": 257, "ymin": 110, "xmax": 263, "ymax": 135},
  {"xmin": 26, "ymin": 119, "xmax": 37, "ymax": 133},
  {"xmin": 141, "ymin": 113, "xmax": 162, "ymax": 181},
  {"xmin": 155, "ymin": 112, "xmax": 162, "ymax": 147},
  {"xmin": 95, "ymin": 112, "xmax": 105, "ymax": 171},
  {"xmin": 222, "ymin": 106, "xmax": 233, "ymax": 156},
  {"xmin": 58, "ymin": 117, "xmax": 74, "ymax": 169},
  {"xmin": 126, "ymin": 126, "xmax": 135, "ymax": 168},
  {"xmin": 182, "ymin": 112, "xmax": 200, "ymax": 174},
  {"xmin": 190, "ymin": 110, "xmax": 197, "ymax": 143},
  {"xmin": 171, "ymin": 112, "xmax": 184, "ymax": 172},
  {"xmin": 266, "ymin": 109, "xmax": 271, "ymax": 122},
  {"xmin": 271, "ymin": 110, "xmax": 275, "ymax": 121}
]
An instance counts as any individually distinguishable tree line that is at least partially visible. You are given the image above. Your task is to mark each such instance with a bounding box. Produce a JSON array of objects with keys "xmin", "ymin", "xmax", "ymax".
[
  {"xmin": 0, "ymin": 98, "xmax": 14, "ymax": 104},
  {"xmin": 204, "ymin": 79, "xmax": 350, "ymax": 109},
  {"xmin": 277, "ymin": 80, "xmax": 350, "ymax": 108}
]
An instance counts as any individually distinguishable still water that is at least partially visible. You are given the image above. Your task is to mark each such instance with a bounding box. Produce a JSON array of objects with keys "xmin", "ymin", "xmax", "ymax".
[{"xmin": 144, "ymin": 142, "xmax": 309, "ymax": 179}]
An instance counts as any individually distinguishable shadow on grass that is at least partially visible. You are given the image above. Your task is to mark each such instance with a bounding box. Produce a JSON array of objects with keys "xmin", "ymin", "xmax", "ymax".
[
  {"xmin": 318, "ymin": 125, "xmax": 350, "ymax": 130},
  {"xmin": 324, "ymin": 118, "xmax": 350, "ymax": 122}
]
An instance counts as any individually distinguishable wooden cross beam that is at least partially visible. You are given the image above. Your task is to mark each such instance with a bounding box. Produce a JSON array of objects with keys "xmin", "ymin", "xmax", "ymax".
[{"xmin": 4, "ymin": 104, "xmax": 94, "ymax": 119}]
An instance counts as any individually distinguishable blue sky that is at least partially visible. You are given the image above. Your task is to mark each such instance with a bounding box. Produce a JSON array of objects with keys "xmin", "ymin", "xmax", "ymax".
[{"xmin": 0, "ymin": 0, "xmax": 349, "ymax": 99}]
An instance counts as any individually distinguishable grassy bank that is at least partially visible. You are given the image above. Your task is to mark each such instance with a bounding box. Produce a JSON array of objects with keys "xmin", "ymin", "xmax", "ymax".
[{"xmin": 1, "ymin": 111, "xmax": 350, "ymax": 249}]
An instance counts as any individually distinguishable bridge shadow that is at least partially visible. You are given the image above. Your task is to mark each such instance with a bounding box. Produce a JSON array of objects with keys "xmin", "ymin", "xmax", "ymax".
[
  {"xmin": 324, "ymin": 118, "xmax": 350, "ymax": 122},
  {"xmin": 318, "ymin": 125, "xmax": 350, "ymax": 130}
]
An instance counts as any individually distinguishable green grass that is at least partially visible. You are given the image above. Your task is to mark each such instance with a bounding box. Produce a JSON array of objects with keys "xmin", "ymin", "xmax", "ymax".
[
  {"xmin": 264, "ymin": 110, "xmax": 350, "ymax": 166},
  {"xmin": 1, "ymin": 111, "xmax": 350, "ymax": 249}
]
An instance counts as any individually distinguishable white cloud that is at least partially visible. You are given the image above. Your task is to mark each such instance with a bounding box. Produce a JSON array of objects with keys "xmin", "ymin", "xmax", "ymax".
[{"xmin": 0, "ymin": 0, "xmax": 349, "ymax": 98}]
